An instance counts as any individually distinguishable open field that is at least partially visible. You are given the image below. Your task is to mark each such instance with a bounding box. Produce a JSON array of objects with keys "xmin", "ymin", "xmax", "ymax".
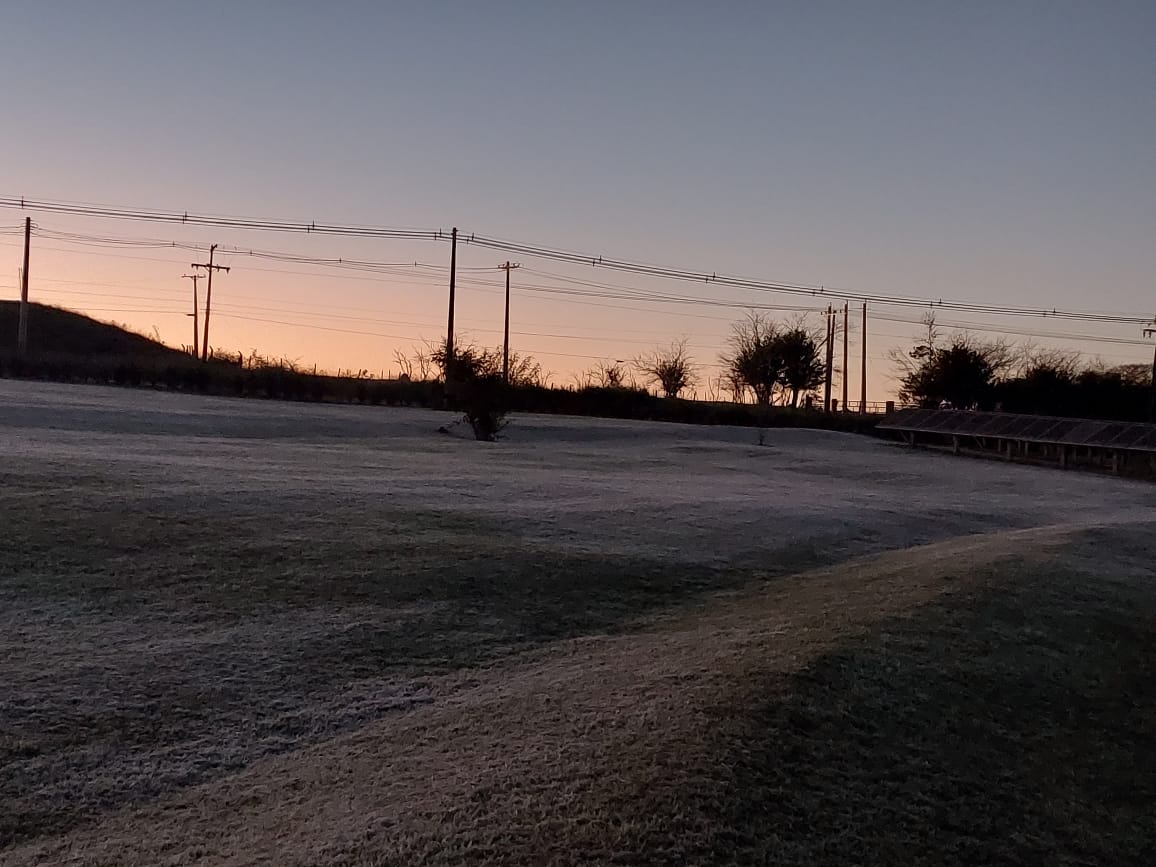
[{"xmin": 2, "ymin": 379, "xmax": 1155, "ymax": 865}]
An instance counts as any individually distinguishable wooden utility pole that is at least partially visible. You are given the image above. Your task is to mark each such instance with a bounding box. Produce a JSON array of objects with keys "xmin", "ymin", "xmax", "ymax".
[
  {"xmin": 860, "ymin": 303, "xmax": 868, "ymax": 413},
  {"xmin": 841, "ymin": 302, "xmax": 849, "ymax": 412},
  {"xmin": 17, "ymin": 217, "xmax": 30, "ymax": 355},
  {"xmin": 498, "ymin": 261, "xmax": 520, "ymax": 383},
  {"xmin": 1146, "ymin": 322, "xmax": 1156, "ymax": 423},
  {"xmin": 823, "ymin": 305, "xmax": 834, "ymax": 412},
  {"xmin": 445, "ymin": 227, "xmax": 458, "ymax": 381},
  {"xmin": 182, "ymin": 274, "xmax": 201, "ymax": 357},
  {"xmin": 191, "ymin": 245, "xmax": 228, "ymax": 361}
]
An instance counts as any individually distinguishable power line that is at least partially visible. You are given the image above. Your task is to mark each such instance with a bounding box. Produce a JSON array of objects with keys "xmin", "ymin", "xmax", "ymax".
[
  {"xmin": 7, "ymin": 195, "xmax": 1153, "ymax": 384},
  {"xmin": 0, "ymin": 196, "xmax": 444, "ymax": 240},
  {"xmin": 21, "ymin": 273, "xmax": 1151, "ymax": 356},
  {"xmin": 17, "ymin": 261, "xmax": 1148, "ymax": 356},
  {"xmin": 4, "ymin": 194, "xmax": 1150, "ymax": 325},
  {"xmin": 462, "ymin": 233, "xmax": 1151, "ymax": 325},
  {"xmin": 871, "ymin": 312, "xmax": 1155, "ymax": 348}
]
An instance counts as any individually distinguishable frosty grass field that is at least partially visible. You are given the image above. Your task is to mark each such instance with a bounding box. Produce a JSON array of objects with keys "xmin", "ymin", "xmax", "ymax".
[{"xmin": 2, "ymin": 379, "xmax": 1154, "ymax": 865}]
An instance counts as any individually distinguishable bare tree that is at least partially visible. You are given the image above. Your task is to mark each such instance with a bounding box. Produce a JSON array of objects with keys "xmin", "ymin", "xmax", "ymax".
[
  {"xmin": 891, "ymin": 312, "xmax": 942, "ymax": 376},
  {"xmin": 722, "ymin": 366, "xmax": 747, "ymax": 403},
  {"xmin": 506, "ymin": 350, "xmax": 547, "ymax": 387},
  {"xmin": 393, "ymin": 348, "xmax": 415, "ymax": 381},
  {"xmin": 1108, "ymin": 363, "xmax": 1152, "ymax": 386},
  {"xmin": 634, "ymin": 338, "xmax": 697, "ymax": 398},
  {"xmin": 1015, "ymin": 342, "xmax": 1082, "ymax": 380},
  {"xmin": 583, "ymin": 359, "xmax": 632, "ymax": 389},
  {"xmin": 394, "ymin": 342, "xmax": 437, "ymax": 381},
  {"xmin": 703, "ymin": 374, "xmax": 722, "ymax": 402}
]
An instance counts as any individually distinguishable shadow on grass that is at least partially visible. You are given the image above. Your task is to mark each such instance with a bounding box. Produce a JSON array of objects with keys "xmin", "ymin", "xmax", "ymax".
[
  {"xmin": 0, "ymin": 495, "xmax": 831, "ymax": 847},
  {"xmin": 707, "ymin": 534, "xmax": 1156, "ymax": 865}
]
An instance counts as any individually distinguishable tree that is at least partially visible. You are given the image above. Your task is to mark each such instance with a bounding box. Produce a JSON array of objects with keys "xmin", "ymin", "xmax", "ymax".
[
  {"xmin": 1068, "ymin": 364, "xmax": 1150, "ymax": 421},
  {"xmin": 1106, "ymin": 363, "xmax": 1151, "ymax": 387},
  {"xmin": 634, "ymin": 339, "xmax": 697, "ymax": 398},
  {"xmin": 722, "ymin": 367, "xmax": 747, "ymax": 403},
  {"xmin": 899, "ymin": 337, "xmax": 1009, "ymax": 409},
  {"xmin": 776, "ymin": 327, "xmax": 825, "ymax": 408},
  {"xmin": 997, "ymin": 346, "xmax": 1081, "ymax": 415},
  {"xmin": 393, "ymin": 348, "xmax": 415, "ymax": 381},
  {"xmin": 1012, "ymin": 344, "xmax": 1081, "ymax": 381},
  {"xmin": 721, "ymin": 312, "xmax": 783, "ymax": 404},
  {"xmin": 582, "ymin": 360, "xmax": 631, "ymax": 389},
  {"xmin": 397, "ymin": 343, "xmax": 435, "ymax": 381},
  {"xmin": 719, "ymin": 313, "xmax": 826, "ymax": 406}
]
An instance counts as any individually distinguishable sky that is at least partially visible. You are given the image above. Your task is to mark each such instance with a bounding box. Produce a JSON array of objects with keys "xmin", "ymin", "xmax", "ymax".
[{"xmin": 2, "ymin": 1, "xmax": 1155, "ymax": 400}]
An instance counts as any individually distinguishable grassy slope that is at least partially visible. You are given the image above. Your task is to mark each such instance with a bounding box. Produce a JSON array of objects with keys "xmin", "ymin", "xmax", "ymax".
[
  {"xmin": 4, "ymin": 511, "xmax": 1154, "ymax": 864},
  {"xmin": 0, "ymin": 301, "xmax": 187, "ymax": 359}
]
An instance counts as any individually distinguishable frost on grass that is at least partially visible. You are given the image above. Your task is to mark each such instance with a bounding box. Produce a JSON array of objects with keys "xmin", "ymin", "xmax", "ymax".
[{"xmin": 1, "ymin": 380, "xmax": 1155, "ymax": 863}]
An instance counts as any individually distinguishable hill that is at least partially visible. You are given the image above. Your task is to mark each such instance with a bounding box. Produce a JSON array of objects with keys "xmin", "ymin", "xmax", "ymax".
[
  {"xmin": 0, "ymin": 301, "xmax": 189, "ymax": 360},
  {"xmin": 0, "ymin": 302, "xmax": 882, "ymax": 435}
]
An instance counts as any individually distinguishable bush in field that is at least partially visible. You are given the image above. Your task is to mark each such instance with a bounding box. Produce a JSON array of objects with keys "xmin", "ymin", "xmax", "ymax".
[
  {"xmin": 459, "ymin": 375, "xmax": 509, "ymax": 441},
  {"xmin": 635, "ymin": 339, "xmax": 697, "ymax": 398},
  {"xmin": 432, "ymin": 342, "xmax": 509, "ymax": 441}
]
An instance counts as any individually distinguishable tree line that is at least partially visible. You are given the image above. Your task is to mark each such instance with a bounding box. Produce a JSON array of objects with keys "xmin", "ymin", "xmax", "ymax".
[
  {"xmin": 894, "ymin": 314, "xmax": 1152, "ymax": 422},
  {"xmin": 398, "ymin": 311, "xmax": 832, "ymax": 407}
]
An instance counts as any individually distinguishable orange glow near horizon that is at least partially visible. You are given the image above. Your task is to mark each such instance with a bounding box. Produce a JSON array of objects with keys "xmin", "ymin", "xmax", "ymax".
[{"xmin": 2, "ymin": 216, "xmax": 1152, "ymax": 405}]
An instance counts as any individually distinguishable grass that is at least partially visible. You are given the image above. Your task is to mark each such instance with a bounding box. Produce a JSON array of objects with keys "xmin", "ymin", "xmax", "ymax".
[
  {"xmin": 0, "ymin": 467, "xmax": 827, "ymax": 847},
  {"xmin": 714, "ymin": 532, "xmax": 1156, "ymax": 864},
  {"xmin": 9, "ymin": 522, "xmax": 1154, "ymax": 865},
  {"xmin": 1, "ymin": 385, "xmax": 1154, "ymax": 864}
]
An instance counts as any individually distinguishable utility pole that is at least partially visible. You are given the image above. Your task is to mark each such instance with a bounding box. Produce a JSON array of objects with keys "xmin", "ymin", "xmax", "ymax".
[
  {"xmin": 17, "ymin": 217, "xmax": 30, "ymax": 355},
  {"xmin": 445, "ymin": 227, "xmax": 458, "ymax": 382},
  {"xmin": 1146, "ymin": 321, "xmax": 1156, "ymax": 423},
  {"xmin": 823, "ymin": 305, "xmax": 834, "ymax": 412},
  {"xmin": 860, "ymin": 302, "xmax": 868, "ymax": 413},
  {"xmin": 841, "ymin": 302, "xmax": 849, "ymax": 412},
  {"xmin": 190, "ymin": 245, "xmax": 228, "ymax": 361},
  {"xmin": 182, "ymin": 274, "xmax": 201, "ymax": 357},
  {"xmin": 498, "ymin": 261, "xmax": 520, "ymax": 383}
]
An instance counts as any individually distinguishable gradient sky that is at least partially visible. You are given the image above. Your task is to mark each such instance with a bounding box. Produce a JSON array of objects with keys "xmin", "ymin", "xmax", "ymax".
[{"xmin": 2, "ymin": 1, "xmax": 1155, "ymax": 399}]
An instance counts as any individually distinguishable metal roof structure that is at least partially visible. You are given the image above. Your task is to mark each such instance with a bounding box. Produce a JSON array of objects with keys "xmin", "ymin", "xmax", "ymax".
[{"xmin": 878, "ymin": 408, "xmax": 1156, "ymax": 454}]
